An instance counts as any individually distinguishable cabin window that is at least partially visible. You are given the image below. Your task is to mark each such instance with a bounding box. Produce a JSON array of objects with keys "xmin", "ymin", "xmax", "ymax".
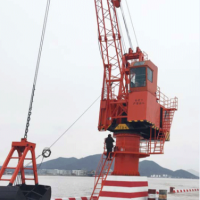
[
  {"xmin": 147, "ymin": 67, "xmax": 153, "ymax": 82},
  {"xmin": 130, "ymin": 67, "xmax": 146, "ymax": 88}
]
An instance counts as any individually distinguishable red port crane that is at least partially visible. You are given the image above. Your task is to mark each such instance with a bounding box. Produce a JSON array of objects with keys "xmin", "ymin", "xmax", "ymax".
[
  {"xmin": 94, "ymin": 0, "xmax": 178, "ymax": 176},
  {"xmin": 90, "ymin": 1, "xmax": 178, "ymax": 199},
  {"xmin": 0, "ymin": 1, "xmax": 178, "ymax": 200}
]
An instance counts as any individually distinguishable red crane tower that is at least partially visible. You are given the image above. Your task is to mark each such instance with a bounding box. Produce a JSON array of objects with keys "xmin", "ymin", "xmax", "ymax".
[{"xmin": 91, "ymin": 0, "xmax": 178, "ymax": 199}]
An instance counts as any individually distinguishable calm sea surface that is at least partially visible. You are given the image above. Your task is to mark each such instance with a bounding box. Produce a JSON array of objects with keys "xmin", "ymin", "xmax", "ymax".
[{"xmin": 0, "ymin": 176, "xmax": 199, "ymax": 199}]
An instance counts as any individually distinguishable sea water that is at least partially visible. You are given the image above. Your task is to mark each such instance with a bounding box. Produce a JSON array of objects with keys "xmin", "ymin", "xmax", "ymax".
[{"xmin": 0, "ymin": 176, "xmax": 199, "ymax": 199}]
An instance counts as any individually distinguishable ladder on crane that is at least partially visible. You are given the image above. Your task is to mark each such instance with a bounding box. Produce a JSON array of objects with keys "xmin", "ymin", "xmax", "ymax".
[
  {"xmin": 162, "ymin": 109, "xmax": 176, "ymax": 131},
  {"xmin": 154, "ymin": 131, "xmax": 165, "ymax": 153},
  {"xmin": 90, "ymin": 152, "xmax": 115, "ymax": 200}
]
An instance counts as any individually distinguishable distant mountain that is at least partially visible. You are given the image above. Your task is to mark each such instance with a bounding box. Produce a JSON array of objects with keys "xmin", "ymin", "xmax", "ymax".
[
  {"xmin": 63, "ymin": 154, "xmax": 102, "ymax": 171},
  {"xmin": 37, "ymin": 154, "xmax": 198, "ymax": 179},
  {"xmin": 187, "ymin": 169, "xmax": 199, "ymax": 177},
  {"xmin": 172, "ymin": 169, "xmax": 198, "ymax": 179},
  {"xmin": 1, "ymin": 154, "xmax": 198, "ymax": 179},
  {"xmin": 38, "ymin": 157, "xmax": 78, "ymax": 169},
  {"xmin": 139, "ymin": 160, "xmax": 173, "ymax": 176},
  {"xmin": 139, "ymin": 160, "xmax": 199, "ymax": 179},
  {"xmin": 38, "ymin": 154, "xmax": 102, "ymax": 171}
]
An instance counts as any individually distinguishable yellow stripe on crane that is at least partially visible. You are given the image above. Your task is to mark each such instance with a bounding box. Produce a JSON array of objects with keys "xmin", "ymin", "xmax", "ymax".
[{"xmin": 115, "ymin": 124, "xmax": 129, "ymax": 130}]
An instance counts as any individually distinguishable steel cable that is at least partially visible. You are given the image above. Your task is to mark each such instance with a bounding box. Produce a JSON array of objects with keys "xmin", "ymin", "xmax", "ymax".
[
  {"xmin": 116, "ymin": 9, "xmax": 127, "ymax": 53},
  {"xmin": 21, "ymin": 0, "xmax": 101, "ymax": 168},
  {"xmin": 120, "ymin": 2, "xmax": 133, "ymax": 50},
  {"xmin": 25, "ymin": 96, "xmax": 101, "ymax": 168},
  {"xmin": 125, "ymin": 0, "xmax": 139, "ymax": 47},
  {"xmin": 24, "ymin": 0, "xmax": 51, "ymax": 139},
  {"xmin": 49, "ymin": 95, "xmax": 101, "ymax": 148}
]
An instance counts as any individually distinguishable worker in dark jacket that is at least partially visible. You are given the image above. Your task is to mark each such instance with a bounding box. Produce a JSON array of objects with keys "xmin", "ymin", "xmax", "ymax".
[{"xmin": 105, "ymin": 134, "xmax": 114, "ymax": 160}]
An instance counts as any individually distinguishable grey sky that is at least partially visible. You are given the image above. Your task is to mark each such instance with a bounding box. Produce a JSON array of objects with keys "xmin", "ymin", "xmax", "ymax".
[{"xmin": 0, "ymin": 0, "xmax": 199, "ymax": 173}]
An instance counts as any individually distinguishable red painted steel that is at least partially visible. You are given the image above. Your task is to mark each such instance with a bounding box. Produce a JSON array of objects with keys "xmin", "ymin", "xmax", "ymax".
[
  {"xmin": 94, "ymin": 0, "xmax": 177, "ymax": 154},
  {"xmin": 95, "ymin": 0, "xmax": 144, "ymax": 132},
  {"xmin": 112, "ymin": 0, "xmax": 121, "ymax": 7},
  {"xmin": 90, "ymin": 152, "xmax": 115, "ymax": 200},
  {"xmin": 103, "ymin": 180, "xmax": 148, "ymax": 187},
  {"xmin": 0, "ymin": 138, "xmax": 38, "ymax": 185},
  {"xmin": 113, "ymin": 134, "xmax": 145, "ymax": 175},
  {"xmin": 99, "ymin": 191, "xmax": 148, "ymax": 198},
  {"xmin": 92, "ymin": 1, "xmax": 178, "ymax": 199}
]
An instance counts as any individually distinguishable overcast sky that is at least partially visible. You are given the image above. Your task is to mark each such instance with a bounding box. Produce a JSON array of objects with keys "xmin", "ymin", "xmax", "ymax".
[{"xmin": 0, "ymin": 0, "xmax": 199, "ymax": 173}]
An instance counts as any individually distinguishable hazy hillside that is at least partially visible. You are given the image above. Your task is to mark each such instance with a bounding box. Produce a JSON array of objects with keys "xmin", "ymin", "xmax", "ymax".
[
  {"xmin": 38, "ymin": 157, "xmax": 78, "ymax": 169},
  {"xmin": 37, "ymin": 154, "xmax": 198, "ymax": 179},
  {"xmin": 1, "ymin": 154, "xmax": 198, "ymax": 179},
  {"xmin": 172, "ymin": 169, "xmax": 198, "ymax": 179},
  {"xmin": 187, "ymin": 169, "xmax": 199, "ymax": 177},
  {"xmin": 139, "ymin": 160, "xmax": 198, "ymax": 179},
  {"xmin": 139, "ymin": 160, "xmax": 173, "ymax": 176},
  {"xmin": 63, "ymin": 154, "xmax": 102, "ymax": 171},
  {"xmin": 37, "ymin": 154, "xmax": 102, "ymax": 171}
]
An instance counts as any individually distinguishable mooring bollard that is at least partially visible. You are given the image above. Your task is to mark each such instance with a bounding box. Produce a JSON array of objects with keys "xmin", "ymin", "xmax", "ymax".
[
  {"xmin": 148, "ymin": 189, "xmax": 157, "ymax": 200},
  {"xmin": 159, "ymin": 190, "xmax": 167, "ymax": 200},
  {"xmin": 170, "ymin": 187, "xmax": 175, "ymax": 193}
]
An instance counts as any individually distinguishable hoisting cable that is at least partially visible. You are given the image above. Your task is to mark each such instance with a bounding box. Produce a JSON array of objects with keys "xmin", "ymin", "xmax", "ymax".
[
  {"xmin": 49, "ymin": 95, "xmax": 101, "ymax": 148},
  {"xmin": 24, "ymin": 95, "xmax": 101, "ymax": 168},
  {"xmin": 120, "ymin": 2, "xmax": 133, "ymax": 50},
  {"xmin": 125, "ymin": 0, "xmax": 139, "ymax": 47},
  {"xmin": 116, "ymin": 10, "xmax": 127, "ymax": 53},
  {"xmin": 24, "ymin": 0, "xmax": 51, "ymax": 139}
]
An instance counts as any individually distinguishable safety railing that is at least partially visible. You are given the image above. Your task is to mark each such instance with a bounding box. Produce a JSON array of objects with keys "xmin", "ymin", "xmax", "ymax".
[
  {"xmin": 103, "ymin": 135, "xmax": 165, "ymax": 156},
  {"xmin": 139, "ymin": 140, "xmax": 149, "ymax": 154},
  {"xmin": 140, "ymin": 138, "xmax": 165, "ymax": 155},
  {"xmin": 148, "ymin": 140, "xmax": 164, "ymax": 154},
  {"xmin": 104, "ymin": 140, "xmax": 150, "ymax": 155},
  {"xmin": 156, "ymin": 87, "xmax": 178, "ymax": 110},
  {"xmin": 143, "ymin": 51, "xmax": 148, "ymax": 60}
]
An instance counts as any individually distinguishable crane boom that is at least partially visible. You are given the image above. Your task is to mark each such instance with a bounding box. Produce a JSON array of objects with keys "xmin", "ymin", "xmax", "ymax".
[
  {"xmin": 95, "ymin": 0, "xmax": 144, "ymax": 131},
  {"xmin": 95, "ymin": 0, "xmax": 124, "ymax": 131}
]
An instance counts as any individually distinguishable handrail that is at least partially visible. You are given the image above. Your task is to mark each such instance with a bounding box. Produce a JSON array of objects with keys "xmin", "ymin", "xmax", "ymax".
[
  {"xmin": 156, "ymin": 87, "xmax": 178, "ymax": 110},
  {"xmin": 103, "ymin": 139, "xmax": 150, "ymax": 154}
]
